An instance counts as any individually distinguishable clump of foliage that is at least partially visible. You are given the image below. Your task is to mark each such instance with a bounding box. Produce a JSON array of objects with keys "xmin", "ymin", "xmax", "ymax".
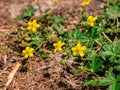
[{"xmin": 8, "ymin": 0, "xmax": 120, "ymax": 89}]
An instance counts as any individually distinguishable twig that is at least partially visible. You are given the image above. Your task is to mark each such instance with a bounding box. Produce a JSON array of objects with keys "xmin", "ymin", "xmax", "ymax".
[{"xmin": 4, "ymin": 55, "xmax": 7, "ymax": 64}]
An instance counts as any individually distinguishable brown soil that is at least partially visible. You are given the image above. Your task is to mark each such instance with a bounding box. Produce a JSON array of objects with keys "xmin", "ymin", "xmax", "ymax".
[{"xmin": 0, "ymin": 0, "xmax": 107, "ymax": 90}]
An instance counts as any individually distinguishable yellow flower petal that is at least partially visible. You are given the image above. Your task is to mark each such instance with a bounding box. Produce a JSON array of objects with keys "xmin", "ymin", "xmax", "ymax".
[
  {"xmin": 30, "ymin": 48, "xmax": 34, "ymax": 52},
  {"xmin": 73, "ymin": 51, "xmax": 77, "ymax": 56},
  {"xmin": 27, "ymin": 20, "xmax": 40, "ymax": 32},
  {"xmin": 29, "ymin": 53, "xmax": 34, "ymax": 57},
  {"xmin": 71, "ymin": 42, "xmax": 86, "ymax": 57},
  {"xmin": 53, "ymin": 43, "xmax": 57, "ymax": 47},
  {"xmin": 22, "ymin": 50, "xmax": 26, "ymax": 54},
  {"xmin": 79, "ymin": 51, "xmax": 84, "ymax": 57},
  {"xmin": 81, "ymin": 46, "xmax": 87, "ymax": 50},
  {"xmin": 87, "ymin": 16, "xmax": 97, "ymax": 27},
  {"xmin": 22, "ymin": 47, "xmax": 34, "ymax": 58},
  {"xmin": 33, "ymin": 20, "xmax": 37, "ymax": 24},
  {"xmin": 51, "ymin": 0, "xmax": 56, "ymax": 3},
  {"xmin": 90, "ymin": 23, "xmax": 94, "ymax": 27},
  {"xmin": 81, "ymin": 0, "xmax": 91, "ymax": 6},
  {"xmin": 27, "ymin": 26, "xmax": 31, "ymax": 30},
  {"xmin": 32, "ymin": 28, "xmax": 37, "ymax": 32},
  {"xmin": 58, "ymin": 41, "xmax": 62, "ymax": 45},
  {"xmin": 76, "ymin": 42, "xmax": 81, "ymax": 47},
  {"xmin": 54, "ymin": 49, "xmax": 57, "ymax": 53},
  {"xmin": 87, "ymin": 16, "xmax": 92, "ymax": 22},
  {"xmin": 34, "ymin": 0, "xmax": 38, "ymax": 3},
  {"xmin": 36, "ymin": 24, "xmax": 40, "ymax": 28},
  {"xmin": 26, "ymin": 47, "xmax": 30, "ymax": 51},
  {"xmin": 58, "ymin": 47, "xmax": 62, "ymax": 51},
  {"xmin": 93, "ymin": 16, "xmax": 98, "ymax": 21},
  {"xmin": 24, "ymin": 54, "xmax": 29, "ymax": 58},
  {"xmin": 53, "ymin": 41, "xmax": 64, "ymax": 52},
  {"xmin": 71, "ymin": 47, "xmax": 76, "ymax": 51},
  {"xmin": 28, "ymin": 22, "xmax": 32, "ymax": 26}
]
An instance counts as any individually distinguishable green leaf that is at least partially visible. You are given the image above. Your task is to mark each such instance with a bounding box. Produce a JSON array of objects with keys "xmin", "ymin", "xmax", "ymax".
[
  {"xmin": 84, "ymin": 80, "xmax": 97, "ymax": 86},
  {"xmin": 51, "ymin": 15, "xmax": 64, "ymax": 24},
  {"xmin": 15, "ymin": 17, "xmax": 24, "ymax": 20},
  {"xmin": 64, "ymin": 29, "xmax": 88, "ymax": 41},
  {"xmin": 30, "ymin": 39, "xmax": 42, "ymax": 46},
  {"xmin": 98, "ymin": 77, "xmax": 111, "ymax": 86},
  {"xmin": 112, "ymin": 46, "xmax": 118, "ymax": 53},
  {"xmin": 72, "ymin": 71, "xmax": 81, "ymax": 75},
  {"xmin": 98, "ymin": 71, "xmax": 115, "ymax": 86},
  {"xmin": 106, "ymin": 4, "xmax": 120, "ymax": 19},
  {"xmin": 54, "ymin": 24, "xmax": 64, "ymax": 35},
  {"xmin": 108, "ymin": 82, "xmax": 120, "ymax": 90},
  {"xmin": 115, "ymin": 65, "xmax": 120, "ymax": 71},
  {"xmin": 91, "ymin": 28, "xmax": 98, "ymax": 39},
  {"xmin": 73, "ymin": 29, "xmax": 81, "ymax": 40},
  {"xmin": 89, "ymin": 55, "xmax": 103, "ymax": 72},
  {"xmin": 99, "ymin": 44, "xmax": 119, "ymax": 61},
  {"xmin": 105, "ymin": 71, "xmax": 115, "ymax": 80},
  {"xmin": 98, "ymin": 71, "xmax": 120, "ymax": 90},
  {"xmin": 23, "ymin": 6, "xmax": 36, "ymax": 17},
  {"xmin": 116, "ymin": 74, "xmax": 120, "ymax": 81}
]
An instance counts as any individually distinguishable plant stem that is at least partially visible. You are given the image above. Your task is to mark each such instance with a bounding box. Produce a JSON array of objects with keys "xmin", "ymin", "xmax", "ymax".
[
  {"xmin": 117, "ymin": 17, "xmax": 119, "ymax": 28},
  {"xmin": 102, "ymin": 32, "xmax": 112, "ymax": 43},
  {"xmin": 94, "ymin": 40, "xmax": 102, "ymax": 46},
  {"xmin": 33, "ymin": 42, "xmax": 45, "ymax": 52}
]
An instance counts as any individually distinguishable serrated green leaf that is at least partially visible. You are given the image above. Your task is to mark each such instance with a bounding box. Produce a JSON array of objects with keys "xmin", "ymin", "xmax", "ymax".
[
  {"xmin": 23, "ymin": 6, "xmax": 36, "ymax": 17},
  {"xmin": 100, "ymin": 51, "xmax": 113, "ymax": 56},
  {"xmin": 108, "ymin": 81, "xmax": 120, "ymax": 90},
  {"xmin": 98, "ymin": 71, "xmax": 115, "ymax": 86},
  {"xmin": 99, "ymin": 44, "xmax": 119, "ymax": 60},
  {"xmin": 106, "ymin": 4, "xmax": 120, "ymax": 19},
  {"xmin": 105, "ymin": 71, "xmax": 115, "ymax": 80},
  {"xmin": 98, "ymin": 77, "xmax": 111, "ymax": 86}
]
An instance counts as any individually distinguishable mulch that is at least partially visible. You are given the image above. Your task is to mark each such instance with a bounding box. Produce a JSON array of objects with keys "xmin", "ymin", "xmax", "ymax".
[{"xmin": 0, "ymin": 0, "xmax": 107, "ymax": 90}]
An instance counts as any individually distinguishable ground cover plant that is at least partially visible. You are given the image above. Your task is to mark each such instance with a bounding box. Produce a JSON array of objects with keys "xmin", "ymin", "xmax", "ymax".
[{"xmin": 1, "ymin": 0, "xmax": 120, "ymax": 90}]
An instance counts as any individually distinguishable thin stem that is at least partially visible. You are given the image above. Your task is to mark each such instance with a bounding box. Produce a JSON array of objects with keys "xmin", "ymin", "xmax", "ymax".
[
  {"xmin": 94, "ymin": 40, "xmax": 102, "ymax": 46},
  {"xmin": 33, "ymin": 42, "xmax": 45, "ymax": 53},
  {"xmin": 102, "ymin": 32, "xmax": 112, "ymax": 42},
  {"xmin": 117, "ymin": 17, "xmax": 119, "ymax": 28}
]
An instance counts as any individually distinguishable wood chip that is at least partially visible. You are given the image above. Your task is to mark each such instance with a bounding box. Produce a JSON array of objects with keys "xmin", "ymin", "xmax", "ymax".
[{"xmin": 4, "ymin": 63, "xmax": 21, "ymax": 90}]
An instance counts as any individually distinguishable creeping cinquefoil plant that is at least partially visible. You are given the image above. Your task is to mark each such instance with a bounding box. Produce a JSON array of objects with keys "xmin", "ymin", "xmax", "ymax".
[{"xmin": 10, "ymin": 0, "xmax": 120, "ymax": 89}]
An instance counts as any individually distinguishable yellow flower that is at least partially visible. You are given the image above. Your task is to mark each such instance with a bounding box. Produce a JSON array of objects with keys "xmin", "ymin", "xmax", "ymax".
[
  {"xmin": 80, "ymin": 0, "xmax": 91, "ymax": 6},
  {"xmin": 71, "ymin": 42, "xmax": 86, "ymax": 57},
  {"xmin": 22, "ymin": 46, "xmax": 34, "ymax": 58},
  {"xmin": 53, "ymin": 41, "xmax": 64, "ymax": 52},
  {"xmin": 34, "ymin": 0, "xmax": 38, "ymax": 3},
  {"xmin": 51, "ymin": 0, "xmax": 56, "ymax": 3},
  {"xmin": 87, "ymin": 16, "xmax": 98, "ymax": 27},
  {"xmin": 27, "ymin": 20, "xmax": 40, "ymax": 32}
]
